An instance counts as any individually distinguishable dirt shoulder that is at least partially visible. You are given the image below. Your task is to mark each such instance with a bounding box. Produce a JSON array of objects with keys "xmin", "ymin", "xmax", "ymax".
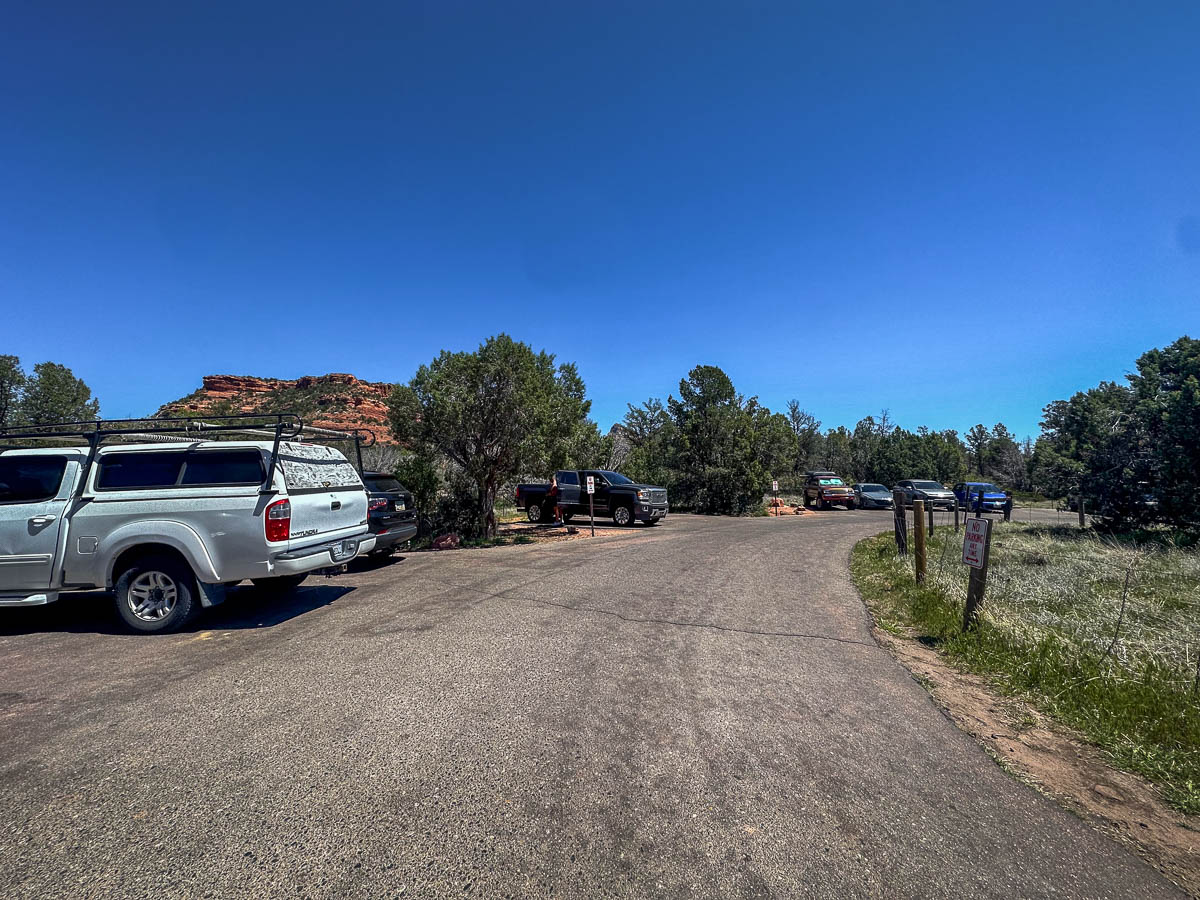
[{"xmin": 867, "ymin": 615, "xmax": 1200, "ymax": 897}]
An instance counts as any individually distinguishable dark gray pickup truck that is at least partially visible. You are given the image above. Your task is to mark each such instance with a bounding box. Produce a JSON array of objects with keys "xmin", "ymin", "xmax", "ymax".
[{"xmin": 515, "ymin": 470, "xmax": 669, "ymax": 526}]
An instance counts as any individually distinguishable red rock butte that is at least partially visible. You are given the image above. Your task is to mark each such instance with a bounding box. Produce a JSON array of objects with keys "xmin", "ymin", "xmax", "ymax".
[{"xmin": 156, "ymin": 373, "xmax": 396, "ymax": 442}]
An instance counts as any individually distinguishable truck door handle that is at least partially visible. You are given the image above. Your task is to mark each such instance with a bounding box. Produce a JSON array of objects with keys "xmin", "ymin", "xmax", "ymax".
[{"xmin": 29, "ymin": 515, "xmax": 57, "ymax": 526}]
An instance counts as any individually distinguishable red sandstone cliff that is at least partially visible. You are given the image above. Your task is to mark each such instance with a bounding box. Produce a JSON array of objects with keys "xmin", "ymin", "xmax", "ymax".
[{"xmin": 156, "ymin": 373, "xmax": 395, "ymax": 440}]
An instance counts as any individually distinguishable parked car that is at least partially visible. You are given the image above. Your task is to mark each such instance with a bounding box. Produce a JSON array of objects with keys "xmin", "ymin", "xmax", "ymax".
[
  {"xmin": 803, "ymin": 471, "xmax": 854, "ymax": 509},
  {"xmin": 893, "ymin": 479, "xmax": 956, "ymax": 509},
  {"xmin": 515, "ymin": 470, "xmax": 668, "ymax": 526},
  {"xmin": 851, "ymin": 483, "xmax": 894, "ymax": 509},
  {"xmin": 0, "ymin": 416, "xmax": 374, "ymax": 633},
  {"xmin": 953, "ymin": 482, "xmax": 1009, "ymax": 513},
  {"xmin": 363, "ymin": 471, "xmax": 417, "ymax": 557}
]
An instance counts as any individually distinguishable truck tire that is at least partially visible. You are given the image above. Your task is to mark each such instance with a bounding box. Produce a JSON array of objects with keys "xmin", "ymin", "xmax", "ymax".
[
  {"xmin": 251, "ymin": 574, "xmax": 308, "ymax": 593},
  {"xmin": 114, "ymin": 554, "xmax": 200, "ymax": 634},
  {"xmin": 526, "ymin": 502, "xmax": 543, "ymax": 523},
  {"xmin": 612, "ymin": 504, "xmax": 634, "ymax": 527}
]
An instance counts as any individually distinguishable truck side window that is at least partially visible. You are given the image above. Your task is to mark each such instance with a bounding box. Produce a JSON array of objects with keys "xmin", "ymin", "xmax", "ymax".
[
  {"xmin": 97, "ymin": 452, "xmax": 185, "ymax": 490},
  {"xmin": 0, "ymin": 456, "xmax": 68, "ymax": 503},
  {"xmin": 181, "ymin": 450, "xmax": 265, "ymax": 486},
  {"xmin": 557, "ymin": 471, "xmax": 579, "ymax": 486}
]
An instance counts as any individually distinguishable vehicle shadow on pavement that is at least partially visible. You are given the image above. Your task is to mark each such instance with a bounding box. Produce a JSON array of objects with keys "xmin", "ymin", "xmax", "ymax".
[
  {"xmin": 200, "ymin": 584, "xmax": 355, "ymax": 630},
  {"xmin": 0, "ymin": 584, "xmax": 355, "ymax": 636},
  {"xmin": 348, "ymin": 553, "xmax": 406, "ymax": 572},
  {"xmin": 528, "ymin": 520, "xmax": 662, "ymax": 532}
]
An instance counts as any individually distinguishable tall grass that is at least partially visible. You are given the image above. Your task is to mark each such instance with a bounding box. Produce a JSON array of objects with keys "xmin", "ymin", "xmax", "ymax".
[{"xmin": 851, "ymin": 522, "xmax": 1200, "ymax": 814}]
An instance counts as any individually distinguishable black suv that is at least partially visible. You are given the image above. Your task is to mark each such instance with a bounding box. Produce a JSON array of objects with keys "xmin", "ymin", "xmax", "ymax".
[{"xmin": 363, "ymin": 471, "xmax": 417, "ymax": 556}]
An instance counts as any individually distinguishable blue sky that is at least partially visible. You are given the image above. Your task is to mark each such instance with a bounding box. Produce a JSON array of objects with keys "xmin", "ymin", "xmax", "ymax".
[{"xmin": 3, "ymin": 1, "xmax": 1198, "ymax": 439}]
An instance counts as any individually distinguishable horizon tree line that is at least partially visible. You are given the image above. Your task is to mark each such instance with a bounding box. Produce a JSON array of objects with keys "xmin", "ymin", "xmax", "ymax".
[{"xmin": 7, "ymin": 334, "xmax": 1196, "ymax": 534}]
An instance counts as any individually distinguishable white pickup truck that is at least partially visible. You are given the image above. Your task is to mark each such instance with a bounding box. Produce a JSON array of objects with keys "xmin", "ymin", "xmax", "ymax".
[{"xmin": 0, "ymin": 416, "xmax": 375, "ymax": 632}]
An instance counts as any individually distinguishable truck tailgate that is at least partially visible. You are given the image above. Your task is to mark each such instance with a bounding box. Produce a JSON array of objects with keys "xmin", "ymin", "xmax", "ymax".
[
  {"xmin": 287, "ymin": 489, "xmax": 368, "ymax": 548},
  {"xmin": 276, "ymin": 443, "xmax": 368, "ymax": 551}
]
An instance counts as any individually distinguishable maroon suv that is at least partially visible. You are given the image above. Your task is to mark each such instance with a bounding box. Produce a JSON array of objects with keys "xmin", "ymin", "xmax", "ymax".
[{"xmin": 803, "ymin": 471, "xmax": 855, "ymax": 510}]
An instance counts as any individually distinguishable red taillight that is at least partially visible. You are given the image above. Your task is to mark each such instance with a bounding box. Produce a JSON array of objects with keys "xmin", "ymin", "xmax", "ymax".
[
  {"xmin": 265, "ymin": 498, "xmax": 291, "ymax": 542},
  {"xmin": 369, "ymin": 497, "xmax": 387, "ymax": 513}
]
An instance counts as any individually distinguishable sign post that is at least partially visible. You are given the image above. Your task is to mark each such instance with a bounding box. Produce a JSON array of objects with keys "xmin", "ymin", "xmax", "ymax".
[
  {"xmin": 961, "ymin": 516, "xmax": 993, "ymax": 630},
  {"xmin": 772, "ymin": 479, "xmax": 779, "ymax": 516},
  {"xmin": 586, "ymin": 475, "xmax": 595, "ymax": 536}
]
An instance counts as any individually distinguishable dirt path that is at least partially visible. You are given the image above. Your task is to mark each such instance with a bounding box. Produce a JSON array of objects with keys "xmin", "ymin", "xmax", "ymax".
[{"xmin": 858, "ymin": 543, "xmax": 1200, "ymax": 897}]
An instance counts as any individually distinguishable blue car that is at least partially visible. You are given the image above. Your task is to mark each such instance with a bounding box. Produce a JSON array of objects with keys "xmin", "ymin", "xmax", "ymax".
[{"xmin": 953, "ymin": 482, "xmax": 1009, "ymax": 512}]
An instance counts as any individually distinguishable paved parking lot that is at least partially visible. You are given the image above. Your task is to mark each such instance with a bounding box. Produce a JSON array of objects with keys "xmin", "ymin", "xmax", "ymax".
[{"xmin": 0, "ymin": 512, "xmax": 1181, "ymax": 898}]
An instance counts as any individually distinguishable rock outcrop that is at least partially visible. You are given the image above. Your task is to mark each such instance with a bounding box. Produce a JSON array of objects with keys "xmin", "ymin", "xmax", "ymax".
[{"xmin": 156, "ymin": 373, "xmax": 395, "ymax": 441}]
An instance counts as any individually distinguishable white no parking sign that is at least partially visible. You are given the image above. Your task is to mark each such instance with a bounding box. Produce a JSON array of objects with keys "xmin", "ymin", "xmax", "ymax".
[{"xmin": 962, "ymin": 517, "xmax": 990, "ymax": 569}]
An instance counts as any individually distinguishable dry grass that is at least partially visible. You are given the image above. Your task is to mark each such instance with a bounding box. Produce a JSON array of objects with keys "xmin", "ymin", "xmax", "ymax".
[{"xmin": 852, "ymin": 522, "xmax": 1200, "ymax": 813}]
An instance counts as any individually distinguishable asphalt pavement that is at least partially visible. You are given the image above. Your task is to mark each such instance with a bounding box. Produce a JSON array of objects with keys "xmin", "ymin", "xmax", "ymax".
[{"xmin": 0, "ymin": 511, "xmax": 1183, "ymax": 898}]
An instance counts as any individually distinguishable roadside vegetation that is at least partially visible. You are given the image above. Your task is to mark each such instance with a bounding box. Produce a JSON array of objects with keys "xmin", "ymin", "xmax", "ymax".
[
  {"xmin": 1030, "ymin": 335, "xmax": 1200, "ymax": 533},
  {"xmin": 0, "ymin": 354, "xmax": 99, "ymax": 429},
  {"xmin": 851, "ymin": 521, "xmax": 1200, "ymax": 813},
  {"xmin": 379, "ymin": 332, "xmax": 1200, "ymax": 542}
]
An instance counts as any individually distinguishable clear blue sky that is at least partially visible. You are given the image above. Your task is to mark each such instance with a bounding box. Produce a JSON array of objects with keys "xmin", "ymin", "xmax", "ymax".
[{"xmin": 3, "ymin": 2, "xmax": 1198, "ymax": 439}]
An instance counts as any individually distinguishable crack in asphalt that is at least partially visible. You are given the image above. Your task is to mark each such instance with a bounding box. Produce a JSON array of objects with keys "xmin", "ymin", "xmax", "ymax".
[{"xmin": 505, "ymin": 593, "xmax": 880, "ymax": 648}]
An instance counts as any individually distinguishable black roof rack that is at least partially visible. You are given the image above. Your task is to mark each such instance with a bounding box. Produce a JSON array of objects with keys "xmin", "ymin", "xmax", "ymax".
[
  {"xmin": 0, "ymin": 413, "xmax": 303, "ymax": 444},
  {"xmin": 0, "ymin": 413, "xmax": 377, "ymax": 491}
]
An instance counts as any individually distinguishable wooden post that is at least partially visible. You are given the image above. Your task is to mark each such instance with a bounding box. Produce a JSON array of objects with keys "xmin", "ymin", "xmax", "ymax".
[
  {"xmin": 913, "ymin": 500, "xmax": 926, "ymax": 584},
  {"xmin": 962, "ymin": 517, "xmax": 993, "ymax": 630},
  {"xmin": 954, "ymin": 497, "xmax": 960, "ymax": 532},
  {"xmin": 892, "ymin": 489, "xmax": 908, "ymax": 556},
  {"xmin": 1078, "ymin": 494, "xmax": 1085, "ymax": 528},
  {"xmin": 976, "ymin": 488, "xmax": 984, "ymax": 518},
  {"xmin": 927, "ymin": 499, "xmax": 934, "ymax": 537},
  {"xmin": 1003, "ymin": 492, "xmax": 1013, "ymax": 522}
]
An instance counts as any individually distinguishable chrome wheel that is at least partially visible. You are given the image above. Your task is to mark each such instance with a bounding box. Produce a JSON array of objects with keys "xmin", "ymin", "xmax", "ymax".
[
  {"xmin": 127, "ymin": 570, "xmax": 178, "ymax": 622},
  {"xmin": 527, "ymin": 503, "xmax": 542, "ymax": 523},
  {"xmin": 613, "ymin": 505, "xmax": 632, "ymax": 526}
]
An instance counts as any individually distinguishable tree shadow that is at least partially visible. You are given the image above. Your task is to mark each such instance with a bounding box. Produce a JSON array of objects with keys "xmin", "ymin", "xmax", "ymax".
[
  {"xmin": 530, "ymin": 519, "xmax": 658, "ymax": 532},
  {"xmin": 0, "ymin": 583, "xmax": 355, "ymax": 636}
]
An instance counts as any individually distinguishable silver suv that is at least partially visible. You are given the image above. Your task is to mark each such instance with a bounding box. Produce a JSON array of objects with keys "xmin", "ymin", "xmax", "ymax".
[
  {"xmin": 0, "ymin": 416, "xmax": 374, "ymax": 633},
  {"xmin": 893, "ymin": 479, "xmax": 956, "ymax": 510}
]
